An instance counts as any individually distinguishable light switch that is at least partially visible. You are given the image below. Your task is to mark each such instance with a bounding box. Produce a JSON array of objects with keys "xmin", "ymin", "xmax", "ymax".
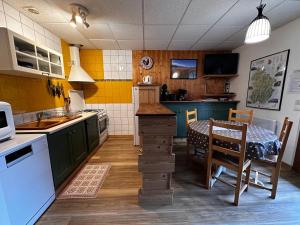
[{"xmin": 294, "ymin": 100, "xmax": 300, "ymax": 111}]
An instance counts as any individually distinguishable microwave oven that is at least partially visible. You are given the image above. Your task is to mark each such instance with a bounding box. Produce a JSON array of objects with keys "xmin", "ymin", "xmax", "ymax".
[{"xmin": 0, "ymin": 102, "xmax": 15, "ymax": 142}]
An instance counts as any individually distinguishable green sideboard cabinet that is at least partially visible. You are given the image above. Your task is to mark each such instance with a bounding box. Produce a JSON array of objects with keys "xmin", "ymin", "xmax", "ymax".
[
  {"xmin": 47, "ymin": 121, "xmax": 88, "ymax": 188},
  {"xmin": 161, "ymin": 101, "xmax": 239, "ymax": 138},
  {"xmin": 69, "ymin": 121, "xmax": 88, "ymax": 168},
  {"xmin": 17, "ymin": 114, "xmax": 100, "ymax": 189},
  {"xmin": 47, "ymin": 127, "xmax": 73, "ymax": 189},
  {"xmin": 85, "ymin": 115, "xmax": 100, "ymax": 153}
]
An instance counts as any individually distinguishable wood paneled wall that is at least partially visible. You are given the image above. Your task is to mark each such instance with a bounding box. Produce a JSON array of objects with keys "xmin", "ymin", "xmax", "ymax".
[{"xmin": 132, "ymin": 50, "xmax": 227, "ymax": 99}]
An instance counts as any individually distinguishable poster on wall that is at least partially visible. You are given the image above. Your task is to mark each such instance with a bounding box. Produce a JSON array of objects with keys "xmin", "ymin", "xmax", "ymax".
[
  {"xmin": 288, "ymin": 70, "xmax": 300, "ymax": 93},
  {"xmin": 246, "ymin": 50, "xmax": 290, "ymax": 111}
]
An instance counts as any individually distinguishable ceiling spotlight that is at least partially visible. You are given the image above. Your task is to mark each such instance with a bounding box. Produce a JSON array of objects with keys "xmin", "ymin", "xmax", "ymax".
[
  {"xmin": 23, "ymin": 6, "xmax": 40, "ymax": 15},
  {"xmin": 75, "ymin": 15, "xmax": 83, "ymax": 24},
  {"xmin": 70, "ymin": 13, "xmax": 77, "ymax": 28},
  {"xmin": 83, "ymin": 21, "xmax": 90, "ymax": 29},
  {"xmin": 69, "ymin": 3, "xmax": 90, "ymax": 29},
  {"xmin": 245, "ymin": 0, "xmax": 271, "ymax": 44}
]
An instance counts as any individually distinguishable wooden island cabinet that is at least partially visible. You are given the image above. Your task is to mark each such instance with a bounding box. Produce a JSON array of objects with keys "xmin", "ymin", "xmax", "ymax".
[{"xmin": 136, "ymin": 104, "xmax": 176, "ymax": 205}]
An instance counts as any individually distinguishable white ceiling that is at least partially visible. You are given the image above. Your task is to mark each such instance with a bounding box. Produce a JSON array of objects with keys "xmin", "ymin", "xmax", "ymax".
[{"xmin": 5, "ymin": 0, "xmax": 300, "ymax": 50}]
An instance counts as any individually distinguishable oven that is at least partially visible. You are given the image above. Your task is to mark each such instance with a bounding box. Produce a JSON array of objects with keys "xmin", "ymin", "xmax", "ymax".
[{"xmin": 98, "ymin": 113, "xmax": 108, "ymax": 145}]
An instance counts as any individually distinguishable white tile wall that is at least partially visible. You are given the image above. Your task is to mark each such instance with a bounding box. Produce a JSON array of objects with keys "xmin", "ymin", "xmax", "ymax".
[
  {"xmin": 85, "ymin": 103, "xmax": 134, "ymax": 135},
  {"xmin": 103, "ymin": 50, "xmax": 133, "ymax": 80},
  {"xmin": 0, "ymin": 0, "xmax": 61, "ymax": 53},
  {"xmin": 0, "ymin": 11, "xmax": 5, "ymax": 27}
]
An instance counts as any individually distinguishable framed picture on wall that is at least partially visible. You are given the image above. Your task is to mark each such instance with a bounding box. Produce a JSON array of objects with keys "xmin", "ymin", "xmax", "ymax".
[{"xmin": 246, "ymin": 49, "xmax": 290, "ymax": 111}]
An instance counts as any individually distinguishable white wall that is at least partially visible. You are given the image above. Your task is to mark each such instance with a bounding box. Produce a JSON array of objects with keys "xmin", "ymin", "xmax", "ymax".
[{"xmin": 232, "ymin": 17, "xmax": 300, "ymax": 165}]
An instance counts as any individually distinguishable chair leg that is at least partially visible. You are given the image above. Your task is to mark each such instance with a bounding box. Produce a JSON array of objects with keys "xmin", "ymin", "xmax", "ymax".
[
  {"xmin": 254, "ymin": 170, "xmax": 259, "ymax": 184},
  {"xmin": 206, "ymin": 152, "xmax": 213, "ymax": 190},
  {"xmin": 270, "ymin": 167, "xmax": 276, "ymax": 184},
  {"xmin": 234, "ymin": 171, "xmax": 243, "ymax": 206},
  {"xmin": 245, "ymin": 165, "xmax": 251, "ymax": 191},
  {"xmin": 271, "ymin": 165, "xmax": 281, "ymax": 199}
]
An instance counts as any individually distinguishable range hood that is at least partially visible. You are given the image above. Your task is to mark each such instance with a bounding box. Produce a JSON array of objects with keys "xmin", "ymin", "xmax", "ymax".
[{"xmin": 68, "ymin": 45, "xmax": 95, "ymax": 83}]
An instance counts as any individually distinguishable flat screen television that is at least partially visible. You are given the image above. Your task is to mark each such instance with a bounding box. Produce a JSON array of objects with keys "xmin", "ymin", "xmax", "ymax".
[
  {"xmin": 170, "ymin": 59, "xmax": 197, "ymax": 79},
  {"xmin": 204, "ymin": 53, "xmax": 239, "ymax": 75}
]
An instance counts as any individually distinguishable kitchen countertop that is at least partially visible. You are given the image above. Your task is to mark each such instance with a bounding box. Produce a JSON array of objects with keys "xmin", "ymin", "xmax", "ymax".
[
  {"xmin": 136, "ymin": 103, "xmax": 176, "ymax": 116},
  {"xmin": 0, "ymin": 134, "xmax": 46, "ymax": 157},
  {"xmin": 16, "ymin": 112, "xmax": 98, "ymax": 135}
]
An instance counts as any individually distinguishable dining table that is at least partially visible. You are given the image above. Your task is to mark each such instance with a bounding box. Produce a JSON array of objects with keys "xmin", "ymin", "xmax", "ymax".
[{"xmin": 187, "ymin": 120, "xmax": 281, "ymax": 184}]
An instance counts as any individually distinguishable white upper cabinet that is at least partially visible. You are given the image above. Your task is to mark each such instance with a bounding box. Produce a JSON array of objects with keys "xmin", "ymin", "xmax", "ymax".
[{"xmin": 0, "ymin": 27, "xmax": 65, "ymax": 79}]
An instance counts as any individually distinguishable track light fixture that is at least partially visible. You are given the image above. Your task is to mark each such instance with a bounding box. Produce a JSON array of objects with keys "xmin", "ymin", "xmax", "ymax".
[
  {"xmin": 70, "ymin": 12, "xmax": 76, "ymax": 28},
  {"xmin": 69, "ymin": 3, "xmax": 90, "ymax": 29}
]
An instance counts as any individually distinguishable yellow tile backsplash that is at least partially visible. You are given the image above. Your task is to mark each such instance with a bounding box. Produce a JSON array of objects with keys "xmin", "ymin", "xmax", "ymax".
[
  {"xmin": 80, "ymin": 49, "xmax": 132, "ymax": 104},
  {"xmin": 80, "ymin": 50, "xmax": 104, "ymax": 80},
  {"xmin": 0, "ymin": 39, "xmax": 80, "ymax": 113},
  {"xmin": 0, "ymin": 39, "xmax": 132, "ymax": 113},
  {"xmin": 83, "ymin": 81, "xmax": 132, "ymax": 104}
]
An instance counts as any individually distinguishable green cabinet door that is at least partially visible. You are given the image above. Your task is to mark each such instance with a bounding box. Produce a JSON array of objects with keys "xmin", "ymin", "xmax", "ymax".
[
  {"xmin": 70, "ymin": 121, "xmax": 88, "ymax": 168},
  {"xmin": 85, "ymin": 115, "xmax": 99, "ymax": 153},
  {"xmin": 162, "ymin": 102, "xmax": 238, "ymax": 137},
  {"xmin": 47, "ymin": 128, "xmax": 73, "ymax": 188}
]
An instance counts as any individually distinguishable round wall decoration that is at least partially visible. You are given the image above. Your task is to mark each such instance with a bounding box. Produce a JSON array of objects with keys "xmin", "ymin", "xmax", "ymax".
[{"xmin": 140, "ymin": 56, "xmax": 153, "ymax": 70}]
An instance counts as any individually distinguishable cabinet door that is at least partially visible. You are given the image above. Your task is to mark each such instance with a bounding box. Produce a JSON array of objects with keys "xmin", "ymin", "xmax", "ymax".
[
  {"xmin": 70, "ymin": 121, "xmax": 88, "ymax": 167},
  {"xmin": 85, "ymin": 115, "xmax": 100, "ymax": 153},
  {"xmin": 139, "ymin": 86, "xmax": 160, "ymax": 104},
  {"xmin": 47, "ymin": 128, "xmax": 73, "ymax": 188}
]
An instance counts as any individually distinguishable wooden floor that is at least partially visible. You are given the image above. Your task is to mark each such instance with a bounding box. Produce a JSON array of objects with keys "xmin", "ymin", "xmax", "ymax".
[{"xmin": 37, "ymin": 136, "xmax": 300, "ymax": 225}]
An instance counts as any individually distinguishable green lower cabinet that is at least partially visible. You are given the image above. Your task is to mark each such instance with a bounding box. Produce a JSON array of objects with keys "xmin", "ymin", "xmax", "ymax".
[
  {"xmin": 85, "ymin": 115, "xmax": 100, "ymax": 153},
  {"xmin": 47, "ymin": 128, "xmax": 73, "ymax": 188},
  {"xmin": 47, "ymin": 121, "xmax": 88, "ymax": 189},
  {"xmin": 70, "ymin": 121, "xmax": 88, "ymax": 168},
  {"xmin": 162, "ymin": 102, "xmax": 238, "ymax": 138}
]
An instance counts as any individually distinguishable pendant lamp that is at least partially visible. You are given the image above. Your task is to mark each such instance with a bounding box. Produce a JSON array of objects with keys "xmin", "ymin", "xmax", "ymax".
[{"xmin": 245, "ymin": 0, "xmax": 271, "ymax": 44}]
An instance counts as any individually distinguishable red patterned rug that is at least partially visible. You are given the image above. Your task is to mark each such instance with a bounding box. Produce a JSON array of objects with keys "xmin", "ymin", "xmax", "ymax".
[{"xmin": 58, "ymin": 163, "xmax": 111, "ymax": 199}]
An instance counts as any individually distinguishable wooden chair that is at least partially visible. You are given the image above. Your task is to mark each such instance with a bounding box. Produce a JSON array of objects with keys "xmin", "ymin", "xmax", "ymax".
[
  {"xmin": 251, "ymin": 117, "xmax": 293, "ymax": 199},
  {"xmin": 228, "ymin": 108, "xmax": 254, "ymax": 124},
  {"xmin": 186, "ymin": 108, "xmax": 197, "ymax": 127},
  {"xmin": 206, "ymin": 119, "xmax": 251, "ymax": 206},
  {"xmin": 185, "ymin": 108, "xmax": 201, "ymax": 163}
]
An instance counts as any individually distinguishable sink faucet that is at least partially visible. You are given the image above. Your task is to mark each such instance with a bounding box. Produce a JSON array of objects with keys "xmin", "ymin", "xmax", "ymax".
[
  {"xmin": 36, "ymin": 111, "xmax": 51, "ymax": 124},
  {"xmin": 36, "ymin": 112, "xmax": 44, "ymax": 124}
]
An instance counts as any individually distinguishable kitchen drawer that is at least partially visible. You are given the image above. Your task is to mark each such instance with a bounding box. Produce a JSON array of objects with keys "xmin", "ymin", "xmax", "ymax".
[
  {"xmin": 143, "ymin": 143, "xmax": 173, "ymax": 155},
  {"xmin": 138, "ymin": 154, "xmax": 175, "ymax": 173},
  {"xmin": 143, "ymin": 136, "xmax": 173, "ymax": 145},
  {"xmin": 138, "ymin": 116, "xmax": 176, "ymax": 136},
  {"xmin": 142, "ymin": 173, "xmax": 171, "ymax": 190}
]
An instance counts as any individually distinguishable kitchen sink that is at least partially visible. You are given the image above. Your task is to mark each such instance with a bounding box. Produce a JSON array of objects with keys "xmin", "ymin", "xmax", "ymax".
[{"xmin": 16, "ymin": 115, "xmax": 82, "ymax": 130}]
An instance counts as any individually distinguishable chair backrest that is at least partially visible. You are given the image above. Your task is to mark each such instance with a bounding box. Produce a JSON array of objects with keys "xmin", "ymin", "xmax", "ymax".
[
  {"xmin": 253, "ymin": 117, "xmax": 277, "ymax": 133},
  {"xmin": 277, "ymin": 117, "xmax": 293, "ymax": 163},
  {"xmin": 209, "ymin": 119, "xmax": 248, "ymax": 164},
  {"xmin": 228, "ymin": 108, "xmax": 254, "ymax": 124},
  {"xmin": 186, "ymin": 108, "xmax": 197, "ymax": 127}
]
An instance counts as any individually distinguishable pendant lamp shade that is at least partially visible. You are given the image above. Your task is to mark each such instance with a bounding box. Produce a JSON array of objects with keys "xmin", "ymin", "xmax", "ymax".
[{"xmin": 245, "ymin": 3, "xmax": 271, "ymax": 44}]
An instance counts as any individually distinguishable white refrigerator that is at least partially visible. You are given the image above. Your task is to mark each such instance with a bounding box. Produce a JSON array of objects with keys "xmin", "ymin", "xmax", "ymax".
[{"xmin": 133, "ymin": 86, "xmax": 140, "ymax": 146}]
